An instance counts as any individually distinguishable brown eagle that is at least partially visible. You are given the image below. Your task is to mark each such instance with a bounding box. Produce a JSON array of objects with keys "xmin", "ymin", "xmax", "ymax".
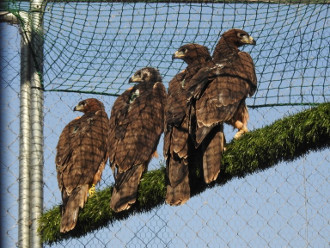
[
  {"xmin": 109, "ymin": 67, "xmax": 166, "ymax": 212},
  {"xmin": 164, "ymin": 43, "xmax": 212, "ymax": 205},
  {"xmin": 56, "ymin": 98, "xmax": 109, "ymax": 233},
  {"xmin": 188, "ymin": 28, "xmax": 257, "ymax": 183}
]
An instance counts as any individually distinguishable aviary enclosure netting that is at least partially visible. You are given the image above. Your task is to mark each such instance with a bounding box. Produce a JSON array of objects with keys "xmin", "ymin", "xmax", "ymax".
[{"xmin": 1, "ymin": 0, "xmax": 329, "ymax": 247}]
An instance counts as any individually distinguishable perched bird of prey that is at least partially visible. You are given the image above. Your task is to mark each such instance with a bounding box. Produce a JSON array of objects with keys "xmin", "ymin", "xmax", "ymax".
[
  {"xmin": 188, "ymin": 28, "xmax": 257, "ymax": 183},
  {"xmin": 56, "ymin": 98, "xmax": 109, "ymax": 233},
  {"xmin": 109, "ymin": 67, "xmax": 166, "ymax": 212},
  {"xmin": 164, "ymin": 43, "xmax": 212, "ymax": 205}
]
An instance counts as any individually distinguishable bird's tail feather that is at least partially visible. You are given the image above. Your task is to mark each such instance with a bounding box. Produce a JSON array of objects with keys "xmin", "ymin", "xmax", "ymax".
[
  {"xmin": 110, "ymin": 164, "xmax": 144, "ymax": 212},
  {"xmin": 60, "ymin": 184, "xmax": 89, "ymax": 233},
  {"xmin": 166, "ymin": 157, "xmax": 190, "ymax": 206},
  {"xmin": 202, "ymin": 125, "xmax": 224, "ymax": 184}
]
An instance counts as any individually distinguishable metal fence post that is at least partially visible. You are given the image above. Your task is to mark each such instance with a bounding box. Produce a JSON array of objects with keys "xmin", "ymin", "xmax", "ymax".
[
  {"xmin": 29, "ymin": 0, "xmax": 45, "ymax": 247},
  {"xmin": 1, "ymin": 10, "xmax": 33, "ymax": 248},
  {"xmin": 1, "ymin": 6, "xmax": 44, "ymax": 246},
  {"xmin": 1, "ymin": 4, "xmax": 45, "ymax": 246},
  {"xmin": 8, "ymin": 10, "xmax": 33, "ymax": 248}
]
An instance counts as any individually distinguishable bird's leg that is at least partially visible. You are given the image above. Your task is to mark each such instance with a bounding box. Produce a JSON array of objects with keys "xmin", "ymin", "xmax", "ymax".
[
  {"xmin": 233, "ymin": 120, "xmax": 248, "ymax": 139},
  {"xmin": 88, "ymin": 184, "xmax": 96, "ymax": 197}
]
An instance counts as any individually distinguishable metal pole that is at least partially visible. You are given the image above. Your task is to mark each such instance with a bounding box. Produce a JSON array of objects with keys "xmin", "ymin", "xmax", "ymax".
[
  {"xmin": 17, "ymin": 11, "xmax": 32, "ymax": 248},
  {"xmin": 1, "ymin": 7, "xmax": 45, "ymax": 247},
  {"xmin": 29, "ymin": 1, "xmax": 45, "ymax": 247}
]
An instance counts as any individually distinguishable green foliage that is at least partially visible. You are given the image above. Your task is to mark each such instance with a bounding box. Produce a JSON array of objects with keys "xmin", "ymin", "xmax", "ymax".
[
  {"xmin": 223, "ymin": 103, "xmax": 330, "ymax": 178},
  {"xmin": 39, "ymin": 103, "xmax": 330, "ymax": 245}
]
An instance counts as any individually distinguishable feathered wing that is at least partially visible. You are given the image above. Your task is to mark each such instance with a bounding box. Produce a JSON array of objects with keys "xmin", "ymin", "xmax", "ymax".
[
  {"xmin": 165, "ymin": 156, "xmax": 190, "ymax": 206},
  {"xmin": 164, "ymin": 114, "xmax": 191, "ymax": 206},
  {"xmin": 163, "ymin": 71, "xmax": 190, "ymax": 205},
  {"xmin": 109, "ymin": 82, "xmax": 166, "ymax": 212},
  {"xmin": 56, "ymin": 109, "xmax": 109, "ymax": 233},
  {"xmin": 201, "ymin": 125, "xmax": 224, "ymax": 183},
  {"xmin": 110, "ymin": 164, "xmax": 145, "ymax": 212},
  {"xmin": 195, "ymin": 76, "xmax": 248, "ymax": 143},
  {"xmin": 191, "ymin": 69, "xmax": 253, "ymax": 183}
]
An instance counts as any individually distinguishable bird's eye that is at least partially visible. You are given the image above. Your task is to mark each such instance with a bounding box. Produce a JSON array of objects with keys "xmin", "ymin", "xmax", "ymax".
[
  {"xmin": 180, "ymin": 48, "xmax": 187, "ymax": 53},
  {"xmin": 80, "ymin": 101, "xmax": 86, "ymax": 106},
  {"xmin": 239, "ymin": 33, "xmax": 246, "ymax": 38}
]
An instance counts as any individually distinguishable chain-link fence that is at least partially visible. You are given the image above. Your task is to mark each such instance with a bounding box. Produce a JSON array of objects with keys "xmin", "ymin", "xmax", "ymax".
[{"xmin": 1, "ymin": 1, "xmax": 329, "ymax": 247}]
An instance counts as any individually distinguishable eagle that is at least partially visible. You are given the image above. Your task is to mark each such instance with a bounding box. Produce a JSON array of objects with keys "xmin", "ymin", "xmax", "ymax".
[
  {"xmin": 164, "ymin": 43, "xmax": 212, "ymax": 205},
  {"xmin": 188, "ymin": 28, "xmax": 257, "ymax": 183},
  {"xmin": 109, "ymin": 67, "xmax": 166, "ymax": 212},
  {"xmin": 55, "ymin": 98, "xmax": 109, "ymax": 233}
]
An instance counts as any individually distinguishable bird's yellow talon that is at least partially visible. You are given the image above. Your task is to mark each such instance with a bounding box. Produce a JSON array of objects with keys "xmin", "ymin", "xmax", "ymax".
[{"xmin": 89, "ymin": 184, "xmax": 96, "ymax": 197}]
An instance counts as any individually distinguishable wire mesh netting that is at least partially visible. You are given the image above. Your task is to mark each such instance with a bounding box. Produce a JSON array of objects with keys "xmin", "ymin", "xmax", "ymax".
[
  {"xmin": 1, "ymin": 0, "xmax": 329, "ymax": 247},
  {"xmin": 4, "ymin": 0, "xmax": 329, "ymax": 104}
]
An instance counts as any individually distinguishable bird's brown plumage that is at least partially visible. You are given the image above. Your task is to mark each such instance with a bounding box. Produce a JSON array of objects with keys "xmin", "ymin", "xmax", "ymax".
[
  {"xmin": 188, "ymin": 28, "xmax": 257, "ymax": 183},
  {"xmin": 164, "ymin": 44, "xmax": 212, "ymax": 205},
  {"xmin": 56, "ymin": 98, "xmax": 109, "ymax": 233},
  {"xmin": 109, "ymin": 67, "xmax": 166, "ymax": 212}
]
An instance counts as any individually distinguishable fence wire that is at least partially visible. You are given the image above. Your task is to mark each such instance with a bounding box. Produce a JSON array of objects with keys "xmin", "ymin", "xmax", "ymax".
[
  {"xmin": 1, "ymin": 1, "xmax": 329, "ymax": 247},
  {"xmin": 4, "ymin": 0, "xmax": 330, "ymax": 106}
]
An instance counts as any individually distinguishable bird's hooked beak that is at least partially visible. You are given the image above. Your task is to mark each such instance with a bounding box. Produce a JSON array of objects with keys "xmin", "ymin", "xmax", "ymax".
[
  {"xmin": 172, "ymin": 50, "xmax": 185, "ymax": 60},
  {"xmin": 129, "ymin": 75, "xmax": 140, "ymax": 83},
  {"xmin": 250, "ymin": 36, "xmax": 256, "ymax": 45},
  {"xmin": 242, "ymin": 35, "xmax": 256, "ymax": 45},
  {"xmin": 73, "ymin": 104, "xmax": 84, "ymax": 112}
]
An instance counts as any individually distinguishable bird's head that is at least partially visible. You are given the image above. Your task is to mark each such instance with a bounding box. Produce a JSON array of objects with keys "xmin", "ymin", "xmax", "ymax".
[
  {"xmin": 73, "ymin": 98, "xmax": 105, "ymax": 113},
  {"xmin": 173, "ymin": 43, "xmax": 211, "ymax": 65},
  {"xmin": 222, "ymin": 29, "xmax": 256, "ymax": 47},
  {"xmin": 129, "ymin": 67, "xmax": 162, "ymax": 84}
]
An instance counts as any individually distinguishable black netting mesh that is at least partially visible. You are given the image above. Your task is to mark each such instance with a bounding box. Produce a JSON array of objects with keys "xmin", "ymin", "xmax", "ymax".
[{"xmin": 5, "ymin": 0, "xmax": 330, "ymax": 105}]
